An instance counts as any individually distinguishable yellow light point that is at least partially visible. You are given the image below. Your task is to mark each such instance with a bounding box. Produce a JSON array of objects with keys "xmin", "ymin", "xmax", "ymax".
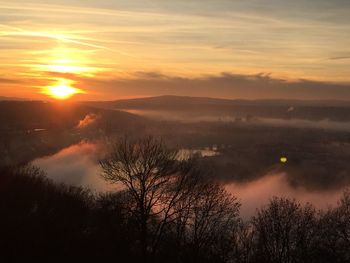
[
  {"xmin": 280, "ymin": 157, "xmax": 288, "ymax": 164},
  {"xmin": 43, "ymin": 79, "xmax": 84, "ymax": 100}
]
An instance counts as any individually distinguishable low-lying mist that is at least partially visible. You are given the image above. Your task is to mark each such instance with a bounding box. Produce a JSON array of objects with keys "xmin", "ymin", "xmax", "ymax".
[
  {"xmin": 226, "ymin": 173, "xmax": 344, "ymax": 218},
  {"xmin": 33, "ymin": 141, "xmax": 347, "ymax": 217},
  {"xmin": 33, "ymin": 142, "xmax": 115, "ymax": 192},
  {"xmin": 123, "ymin": 109, "xmax": 350, "ymax": 132}
]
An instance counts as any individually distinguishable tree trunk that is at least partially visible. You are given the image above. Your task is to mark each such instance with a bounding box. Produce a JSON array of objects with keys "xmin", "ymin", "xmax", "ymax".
[{"xmin": 140, "ymin": 211, "xmax": 148, "ymax": 263}]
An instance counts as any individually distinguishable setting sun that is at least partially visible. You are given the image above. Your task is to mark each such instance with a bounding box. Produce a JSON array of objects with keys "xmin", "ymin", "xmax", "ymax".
[
  {"xmin": 43, "ymin": 79, "xmax": 84, "ymax": 100},
  {"xmin": 48, "ymin": 85, "xmax": 79, "ymax": 99}
]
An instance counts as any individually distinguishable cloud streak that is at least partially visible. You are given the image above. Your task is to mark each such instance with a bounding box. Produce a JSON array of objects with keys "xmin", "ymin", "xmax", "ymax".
[
  {"xmin": 0, "ymin": 0, "xmax": 350, "ymax": 99},
  {"xmin": 78, "ymin": 72, "xmax": 350, "ymax": 101}
]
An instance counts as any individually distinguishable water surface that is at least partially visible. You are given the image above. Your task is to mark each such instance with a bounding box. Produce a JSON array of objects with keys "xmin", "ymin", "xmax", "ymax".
[{"xmin": 34, "ymin": 142, "xmax": 345, "ymax": 217}]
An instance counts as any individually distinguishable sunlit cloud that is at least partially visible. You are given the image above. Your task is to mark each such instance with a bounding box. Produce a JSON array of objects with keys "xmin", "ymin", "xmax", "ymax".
[
  {"xmin": 0, "ymin": 0, "xmax": 349, "ymax": 99},
  {"xmin": 31, "ymin": 47, "xmax": 102, "ymax": 76}
]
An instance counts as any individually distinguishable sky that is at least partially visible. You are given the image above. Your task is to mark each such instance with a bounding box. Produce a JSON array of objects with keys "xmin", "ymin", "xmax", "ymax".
[{"xmin": 0, "ymin": 0, "xmax": 350, "ymax": 100}]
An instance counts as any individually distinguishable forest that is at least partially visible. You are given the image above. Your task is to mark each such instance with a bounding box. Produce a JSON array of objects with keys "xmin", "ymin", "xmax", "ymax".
[{"xmin": 1, "ymin": 136, "xmax": 349, "ymax": 263}]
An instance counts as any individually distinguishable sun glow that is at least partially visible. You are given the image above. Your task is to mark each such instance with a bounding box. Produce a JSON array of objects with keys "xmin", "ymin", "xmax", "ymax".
[
  {"xmin": 32, "ymin": 47, "xmax": 100, "ymax": 76},
  {"xmin": 43, "ymin": 79, "xmax": 84, "ymax": 100}
]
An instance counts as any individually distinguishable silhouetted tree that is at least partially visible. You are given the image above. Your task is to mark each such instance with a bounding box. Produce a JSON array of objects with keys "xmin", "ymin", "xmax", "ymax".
[
  {"xmin": 316, "ymin": 190, "xmax": 350, "ymax": 262},
  {"xmin": 172, "ymin": 180, "xmax": 241, "ymax": 262},
  {"xmin": 3, "ymin": 139, "xmax": 350, "ymax": 263},
  {"xmin": 100, "ymin": 136, "xmax": 198, "ymax": 261},
  {"xmin": 0, "ymin": 165, "xmax": 92, "ymax": 261},
  {"xmin": 231, "ymin": 221, "xmax": 255, "ymax": 263},
  {"xmin": 251, "ymin": 197, "xmax": 317, "ymax": 263},
  {"xmin": 88, "ymin": 191, "xmax": 139, "ymax": 261}
]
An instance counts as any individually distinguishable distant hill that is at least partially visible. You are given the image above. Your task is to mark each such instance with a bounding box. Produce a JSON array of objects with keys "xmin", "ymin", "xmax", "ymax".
[
  {"xmin": 86, "ymin": 95, "xmax": 350, "ymax": 108},
  {"xmin": 0, "ymin": 101, "xmax": 149, "ymax": 166},
  {"xmin": 0, "ymin": 101, "xmax": 146, "ymax": 131},
  {"xmin": 0, "ymin": 96, "xmax": 27, "ymax": 101},
  {"xmin": 84, "ymin": 95, "xmax": 350, "ymax": 122}
]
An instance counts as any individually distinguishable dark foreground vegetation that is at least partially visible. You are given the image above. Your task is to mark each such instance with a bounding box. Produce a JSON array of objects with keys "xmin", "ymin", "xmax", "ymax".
[{"xmin": 0, "ymin": 137, "xmax": 349, "ymax": 263}]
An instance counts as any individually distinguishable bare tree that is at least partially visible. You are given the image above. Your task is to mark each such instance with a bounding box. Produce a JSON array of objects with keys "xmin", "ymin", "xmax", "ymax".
[
  {"xmin": 317, "ymin": 189, "xmax": 350, "ymax": 262},
  {"xmin": 251, "ymin": 197, "xmax": 317, "ymax": 263},
  {"xmin": 171, "ymin": 179, "xmax": 241, "ymax": 262},
  {"xmin": 231, "ymin": 222, "xmax": 255, "ymax": 263},
  {"xmin": 333, "ymin": 190, "xmax": 350, "ymax": 255},
  {"xmin": 100, "ymin": 136, "xmax": 196, "ymax": 261}
]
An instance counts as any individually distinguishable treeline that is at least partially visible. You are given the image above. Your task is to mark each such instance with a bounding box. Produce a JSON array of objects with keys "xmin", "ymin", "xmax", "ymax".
[{"xmin": 0, "ymin": 137, "xmax": 349, "ymax": 262}]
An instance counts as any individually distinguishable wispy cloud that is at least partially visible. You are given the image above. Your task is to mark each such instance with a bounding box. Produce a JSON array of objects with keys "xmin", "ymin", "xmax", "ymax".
[
  {"xmin": 0, "ymin": 24, "xmax": 109, "ymax": 50},
  {"xmin": 0, "ymin": 0, "xmax": 350, "ymax": 99},
  {"xmin": 329, "ymin": 56, "xmax": 350, "ymax": 60},
  {"xmin": 74, "ymin": 71, "xmax": 350, "ymax": 101}
]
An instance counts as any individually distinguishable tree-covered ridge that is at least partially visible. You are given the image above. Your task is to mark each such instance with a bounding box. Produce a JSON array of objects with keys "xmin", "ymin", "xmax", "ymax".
[{"xmin": 0, "ymin": 138, "xmax": 349, "ymax": 262}]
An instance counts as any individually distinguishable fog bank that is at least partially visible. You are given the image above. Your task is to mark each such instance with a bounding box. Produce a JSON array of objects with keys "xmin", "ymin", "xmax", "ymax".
[{"xmin": 226, "ymin": 173, "xmax": 344, "ymax": 218}]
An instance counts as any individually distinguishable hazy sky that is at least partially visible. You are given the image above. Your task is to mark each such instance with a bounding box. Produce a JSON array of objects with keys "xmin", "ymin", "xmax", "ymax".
[{"xmin": 0, "ymin": 0, "xmax": 350, "ymax": 100}]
